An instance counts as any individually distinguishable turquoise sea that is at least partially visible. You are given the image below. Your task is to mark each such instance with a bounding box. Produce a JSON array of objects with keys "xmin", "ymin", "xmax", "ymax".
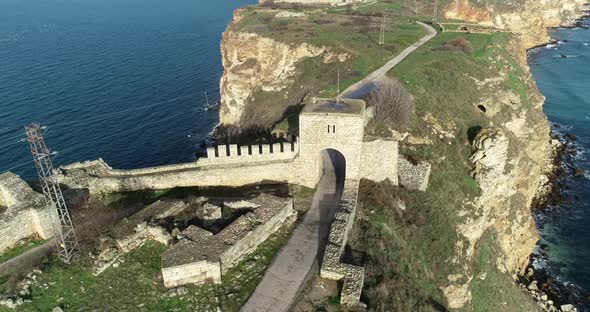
[
  {"xmin": 0, "ymin": 0, "xmax": 255, "ymax": 179},
  {"xmin": 529, "ymin": 19, "xmax": 590, "ymax": 309}
]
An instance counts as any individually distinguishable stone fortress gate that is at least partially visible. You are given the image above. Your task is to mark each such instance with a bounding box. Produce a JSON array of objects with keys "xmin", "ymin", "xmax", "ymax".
[
  {"xmin": 51, "ymin": 97, "xmax": 431, "ymax": 307},
  {"xmin": 55, "ymin": 98, "xmax": 419, "ymax": 193}
]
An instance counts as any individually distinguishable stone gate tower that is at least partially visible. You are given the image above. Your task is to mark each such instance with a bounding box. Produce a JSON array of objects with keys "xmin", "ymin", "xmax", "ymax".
[{"xmin": 296, "ymin": 98, "xmax": 366, "ymax": 186}]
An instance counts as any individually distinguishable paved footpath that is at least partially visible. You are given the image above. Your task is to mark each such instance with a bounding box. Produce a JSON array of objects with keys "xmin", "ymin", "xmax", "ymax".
[
  {"xmin": 343, "ymin": 21, "xmax": 437, "ymax": 99},
  {"xmin": 241, "ymin": 152, "xmax": 343, "ymax": 312},
  {"xmin": 241, "ymin": 23, "xmax": 437, "ymax": 312}
]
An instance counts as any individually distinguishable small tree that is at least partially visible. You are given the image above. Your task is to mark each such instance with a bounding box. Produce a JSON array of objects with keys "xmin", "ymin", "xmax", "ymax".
[{"xmin": 365, "ymin": 77, "xmax": 414, "ymax": 128}]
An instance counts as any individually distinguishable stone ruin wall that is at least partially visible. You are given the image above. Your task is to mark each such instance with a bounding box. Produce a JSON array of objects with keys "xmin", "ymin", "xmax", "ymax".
[
  {"xmin": 56, "ymin": 159, "xmax": 297, "ymax": 195},
  {"xmin": 319, "ymin": 179, "xmax": 365, "ymax": 307},
  {"xmin": 219, "ymin": 199, "xmax": 296, "ymax": 272},
  {"xmin": 361, "ymin": 139, "xmax": 399, "ymax": 185},
  {"xmin": 162, "ymin": 199, "xmax": 296, "ymax": 288},
  {"xmin": 162, "ymin": 260, "xmax": 222, "ymax": 288},
  {"xmin": 0, "ymin": 173, "xmax": 57, "ymax": 254},
  {"xmin": 398, "ymin": 156, "xmax": 432, "ymax": 191}
]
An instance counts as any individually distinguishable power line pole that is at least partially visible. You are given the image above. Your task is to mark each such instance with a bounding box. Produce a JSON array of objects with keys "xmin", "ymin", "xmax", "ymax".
[
  {"xmin": 379, "ymin": 14, "xmax": 386, "ymax": 45},
  {"xmin": 25, "ymin": 124, "xmax": 79, "ymax": 263},
  {"xmin": 432, "ymin": 0, "xmax": 438, "ymax": 23},
  {"xmin": 336, "ymin": 68, "xmax": 341, "ymax": 104}
]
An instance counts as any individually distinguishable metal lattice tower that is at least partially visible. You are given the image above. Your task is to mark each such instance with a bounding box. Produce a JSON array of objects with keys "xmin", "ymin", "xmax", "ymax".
[
  {"xmin": 25, "ymin": 124, "xmax": 79, "ymax": 263},
  {"xmin": 379, "ymin": 14, "xmax": 386, "ymax": 45},
  {"xmin": 433, "ymin": 0, "xmax": 438, "ymax": 22}
]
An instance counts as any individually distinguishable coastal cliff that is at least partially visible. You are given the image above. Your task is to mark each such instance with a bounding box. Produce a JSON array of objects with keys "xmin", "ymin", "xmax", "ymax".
[
  {"xmin": 445, "ymin": 0, "xmax": 585, "ymax": 49},
  {"xmin": 219, "ymin": 18, "xmax": 326, "ymax": 126},
  {"xmin": 217, "ymin": 2, "xmax": 585, "ymax": 310}
]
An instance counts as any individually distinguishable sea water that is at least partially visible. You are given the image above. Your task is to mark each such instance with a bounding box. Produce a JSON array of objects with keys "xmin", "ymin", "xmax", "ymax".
[
  {"xmin": 0, "ymin": 0, "xmax": 255, "ymax": 179},
  {"xmin": 529, "ymin": 19, "xmax": 590, "ymax": 309}
]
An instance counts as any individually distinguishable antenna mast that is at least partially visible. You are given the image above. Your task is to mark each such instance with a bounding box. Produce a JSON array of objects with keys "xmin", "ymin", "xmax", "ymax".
[
  {"xmin": 25, "ymin": 124, "xmax": 79, "ymax": 263},
  {"xmin": 379, "ymin": 14, "xmax": 386, "ymax": 45},
  {"xmin": 337, "ymin": 69, "xmax": 340, "ymax": 104},
  {"xmin": 432, "ymin": 0, "xmax": 438, "ymax": 22}
]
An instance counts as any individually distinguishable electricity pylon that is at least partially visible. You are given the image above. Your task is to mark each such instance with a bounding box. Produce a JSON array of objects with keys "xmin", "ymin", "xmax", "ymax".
[{"xmin": 25, "ymin": 124, "xmax": 79, "ymax": 263}]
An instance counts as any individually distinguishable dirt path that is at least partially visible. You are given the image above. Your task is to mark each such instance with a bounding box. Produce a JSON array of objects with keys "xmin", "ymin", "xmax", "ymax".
[
  {"xmin": 342, "ymin": 21, "xmax": 437, "ymax": 99},
  {"xmin": 241, "ymin": 151, "xmax": 345, "ymax": 312},
  {"xmin": 0, "ymin": 240, "xmax": 54, "ymax": 277},
  {"xmin": 241, "ymin": 23, "xmax": 437, "ymax": 312}
]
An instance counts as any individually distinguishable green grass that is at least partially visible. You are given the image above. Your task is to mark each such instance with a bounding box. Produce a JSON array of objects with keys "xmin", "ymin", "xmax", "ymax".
[
  {"xmin": 352, "ymin": 29, "xmax": 540, "ymax": 311},
  {"xmin": 0, "ymin": 239, "xmax": 47, "ymax": 264},
  {"xmin": 8, "ymin": 224, "xmax": 294, "ymax": 312},
  {"xmin": 470, "ymin": 232, "xmax": 539, "ymax": 312},
  {"xmin": 227, "ymin": 5, "xmax": 427, "ymax": 129}
]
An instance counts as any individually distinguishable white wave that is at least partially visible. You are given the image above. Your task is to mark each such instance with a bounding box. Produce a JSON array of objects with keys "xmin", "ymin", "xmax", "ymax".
[
  {"xmin": 546, "ymin": 43, "xmax": 558, "ymax": 49},
  {"xmin": 584, "ymin": 43, "xmax": 589, "ymax": 46}
]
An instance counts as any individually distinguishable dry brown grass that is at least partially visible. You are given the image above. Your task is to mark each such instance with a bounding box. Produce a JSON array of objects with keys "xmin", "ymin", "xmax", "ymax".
[{"xmin": 442, "ymin": 37, "xmax": 473, "ymax": 53}]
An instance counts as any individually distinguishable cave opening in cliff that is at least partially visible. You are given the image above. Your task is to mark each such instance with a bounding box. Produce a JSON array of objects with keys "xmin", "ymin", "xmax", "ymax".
[{"xmin": 477, "ymin": 104, "xmax": 487, "ymax": 113}]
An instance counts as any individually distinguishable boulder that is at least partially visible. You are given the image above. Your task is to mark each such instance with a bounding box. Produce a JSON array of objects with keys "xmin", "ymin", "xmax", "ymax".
[
  {"xmin": 560, "ymin": 304, "xmax": 575, "ymax": 312},
  {"xmin": 203, "ymin": 203, "xmax": 222, "ymax": 220}
]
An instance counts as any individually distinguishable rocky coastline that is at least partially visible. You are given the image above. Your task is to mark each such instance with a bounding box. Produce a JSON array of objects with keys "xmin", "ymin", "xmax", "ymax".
[{"xmin": 520, "ymin": 124, "xmax": 585, "ymax": 312}]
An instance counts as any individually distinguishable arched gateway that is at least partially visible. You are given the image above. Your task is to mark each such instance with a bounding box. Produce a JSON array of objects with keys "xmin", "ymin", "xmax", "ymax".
[{"xmin": 295, "ymin": 98, "xmax": 398, "ymax": 188}]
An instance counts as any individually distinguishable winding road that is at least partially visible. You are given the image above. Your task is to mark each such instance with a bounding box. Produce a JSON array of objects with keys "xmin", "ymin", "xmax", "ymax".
[
  {"xmin": 241, "ymin": 21, "xmax": 437, "ymax": 312},
  {"xmin": 343, "ymin": 21, "xmax": 437, "ymax": 99}
]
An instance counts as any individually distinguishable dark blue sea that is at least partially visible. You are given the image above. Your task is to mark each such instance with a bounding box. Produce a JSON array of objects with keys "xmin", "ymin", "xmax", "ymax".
[
  {"xmin": 529, "ymin": 19, "xmax": 590, "ymax": 309},
  {"xmin": 0, "ymin": 0, "xmax": 255, "ymax": 179}
]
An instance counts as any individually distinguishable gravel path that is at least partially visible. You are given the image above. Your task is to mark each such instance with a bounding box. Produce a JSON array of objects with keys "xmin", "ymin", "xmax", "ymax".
[{"xmin": 342, "ymin": 21, "xmax": 437, "ymax": 99}]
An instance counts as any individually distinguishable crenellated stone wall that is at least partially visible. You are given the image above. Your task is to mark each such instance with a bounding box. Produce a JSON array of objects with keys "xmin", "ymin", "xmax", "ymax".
[
  {"xmin": 54, "ymin": 98, "xmax": 426, "ymax": 195},
  {"xmin": 199, "ymin": 140, "xmax": 299, "ymax": 166}
]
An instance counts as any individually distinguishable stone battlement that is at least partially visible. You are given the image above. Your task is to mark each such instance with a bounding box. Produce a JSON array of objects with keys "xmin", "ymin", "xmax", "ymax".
[{"xmin": 198, "ymin": 139, "xmax": 300, "ymax": 166}]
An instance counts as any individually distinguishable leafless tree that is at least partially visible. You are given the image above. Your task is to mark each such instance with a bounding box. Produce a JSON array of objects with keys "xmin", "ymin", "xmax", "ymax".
[{"xmin": 365, "ymin": 77, "xmax": 414, "ymax": 128}]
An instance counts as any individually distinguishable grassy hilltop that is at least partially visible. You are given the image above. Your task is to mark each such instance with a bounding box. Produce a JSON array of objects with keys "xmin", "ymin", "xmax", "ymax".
[{"xmin": 226, "ymin": 1, "xmax": 547, "ymax": 311}]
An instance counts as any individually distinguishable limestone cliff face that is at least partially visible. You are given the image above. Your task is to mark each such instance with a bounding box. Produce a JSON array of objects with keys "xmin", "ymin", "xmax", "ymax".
[
  {"xmin": 219, "ymin": 11, "xmax": 327, "ymax": 126},
  {"xmin": 445, "ymin": 0, "xmax": 585, "ymax": 48},
  {"xmin": 439, "ymin": 1, "xmax": 585, "ymax": 308}
]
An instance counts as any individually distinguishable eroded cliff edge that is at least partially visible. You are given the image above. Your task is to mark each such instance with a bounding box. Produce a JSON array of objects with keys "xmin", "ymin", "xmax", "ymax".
[{"xmin": 217, "ymin": 1, "xmax": 585, "ymax": 310}]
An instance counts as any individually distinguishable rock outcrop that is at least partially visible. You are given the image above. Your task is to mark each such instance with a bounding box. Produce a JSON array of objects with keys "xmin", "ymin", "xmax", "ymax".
[
  {"xmin": 219, "ymin": 12, "xmax": 327, "ymax": 125},
  {"xmin": 445, "ymin": 0, "xmax": 586, "ymax": 49}
]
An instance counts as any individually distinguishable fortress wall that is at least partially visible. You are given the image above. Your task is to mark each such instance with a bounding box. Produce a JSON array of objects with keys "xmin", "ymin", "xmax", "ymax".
[
  {"xmin": 297, "ymin": 113, "xmax": 365, "ymax": 187},
  {"xmin": 0, "ymin": 209, "xmax": 36, "ymax": 253},
  {"xmin": 0, "ymin": 173, "xmax": 57, "ymax": 254},
  {"xmin": 198, "ymin": 140, "xmax": 299, "ymax": 166},
  {"xmin": 162, "ymin": 260, "xmax": 221, "ymax": 288},
  {"xmin": 57, "ymin": 160, "xmax": 297, "ymax": 195},
  {"xmin": 320, "ymin": 179, "xmax": 364, "ymax": 307},
  {"xmin": 398, "ymin": 156, "xmax": 432, "ymax": 191},
  {"xmin": 219, "ymin": 199, "xmax": 296, "ymax": 273},
  {"xmin": 361, "ymin": 139, "xmax": 399, "ymax": 185}
]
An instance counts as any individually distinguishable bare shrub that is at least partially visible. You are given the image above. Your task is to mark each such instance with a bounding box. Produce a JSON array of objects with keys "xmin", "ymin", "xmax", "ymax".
[
  {"xmin": 443, "ymin": 38, "xmax": 473, "ymax": 53},
  {"xmin": 312, "ymin": 18, "xmax": 333, "ymax": 25},
  {"xmin": 364, "ymin": 77, "xmax": 414, "ymax": 128},
  {"xmin": 259, "ymin": 15, "xmax": 274, "ymax": 24},
  {"xmin": 259, "ymin": 0, "xmax": 275, "ymax": 8}
]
